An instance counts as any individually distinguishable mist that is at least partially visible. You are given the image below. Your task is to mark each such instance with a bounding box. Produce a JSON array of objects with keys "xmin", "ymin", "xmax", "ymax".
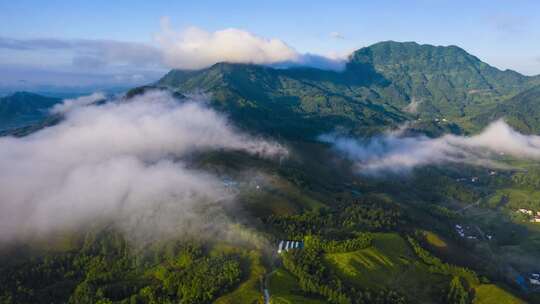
[
  {"xmin": 321, "ymin": 119, "xmax": 540, "ymax": 174},
  {"xmin": 50, "ymin": 92, "xmax": 106, "ymax": 113},
  {"xmin": 0, "ymin": 90, "xmax": 287, "ymax": 244}
]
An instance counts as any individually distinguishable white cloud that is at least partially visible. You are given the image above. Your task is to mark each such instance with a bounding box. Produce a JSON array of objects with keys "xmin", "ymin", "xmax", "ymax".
[
  {"xmin": 330, "ymin": 32, "xmax": 345, "ymax": 39},
  {"xmin": 321, "ymin": 120, "xmax": 540, "ymax": 174},
  {"xmin": 50, "ymin": 92, "xmax": 106, "ymax": 114},
  {"xmin": 0, "ymin": 37, "xmax": 162, "ymax": 69},
  {"xmin": 0, "ymin": 90, "xmax": 287, "ymax": 243},
  {"xmin": 155, "ymin": 17, "xmax": 300, "ymax": 69},
  {"xmin": 0, "ymin": 19, "xmax": 350, "ymax": 89}
]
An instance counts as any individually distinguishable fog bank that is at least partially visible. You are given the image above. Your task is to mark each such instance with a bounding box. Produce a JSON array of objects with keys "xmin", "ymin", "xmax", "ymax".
[
  {"xmin": 0, "ymin": 90, "xmax": 287, "ymax": 243},
  {"xmin": 321, "ymin": 120, "xmax": 540, "ymax": 174}
]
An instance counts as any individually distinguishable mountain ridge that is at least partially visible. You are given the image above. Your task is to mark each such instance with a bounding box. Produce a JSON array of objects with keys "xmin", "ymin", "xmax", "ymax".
[
  {"xmin": 0, "ymin": 91, "xmax": 61, "ymax": 131},
  {"xmin": 150, "ymin": 41, "xmax": 540, "ymax": 138}
]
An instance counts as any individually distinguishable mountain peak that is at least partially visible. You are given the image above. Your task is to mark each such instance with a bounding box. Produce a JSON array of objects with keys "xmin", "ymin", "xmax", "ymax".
[
  {"xmin": 6, "ymin": 91, "xmax": 44, "ymax": 99},
  {"xmin": 351, "ymin": 40, "xmax": 479, "ymax": 67}
]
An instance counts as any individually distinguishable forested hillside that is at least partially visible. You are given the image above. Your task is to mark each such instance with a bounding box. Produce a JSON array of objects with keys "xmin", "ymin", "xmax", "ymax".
[{"xmin": 153, "ymin": 41, "xmax": 540, "ymax": 138}]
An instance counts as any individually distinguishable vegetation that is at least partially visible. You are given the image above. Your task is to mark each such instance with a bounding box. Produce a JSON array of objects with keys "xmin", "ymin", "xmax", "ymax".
[
  {"xmin": 0, "ymin": 92, "xmax": 60, "ymax": 131},
  {"xmin": 268, "ymin": 268, "xmax": 327, "ymax": 304},
  {"xmin": 154, "ymin": 41, "xmax": 540, "ymax": 140},
  {"xmin": 282, "ymin": 246, "xmax": 406, "ymax": 304},
  {"xmin": 447, "ymin": 276, "xmax": 471, "ymax": 304},
  {"xmin": 472, "ymin": 285, "xmax": 525, "ymax": 304},
  {"xmin": 214, "ymin": 250, "xmax": 265, "ymax": 304},
  {"xmin": 0, "ymin": 233, "xmax": 244, "ymax": 304},
  {"xmin": 3, "ymin": 40, "xmax": 540, "ymax": 303},
  {"xmin": 266, "ymin": 197, "xmax": 404, "ymax": 239},
  {"xmin": 325, "ymin": 233, "xmax": 447, "ymax": 303},
  {"xmin": 407, "ymin": 236, "xmax": 479, "ymax": 286},
  {"xmin": 304, "ymin": 234, "xmax": 373, "ymax": 253}
]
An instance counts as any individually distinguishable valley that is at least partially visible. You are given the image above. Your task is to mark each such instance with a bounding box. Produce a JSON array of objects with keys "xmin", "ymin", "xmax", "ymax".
[{"xmin": 1, "ymin": 41, "xmax": 540, "ymax": 304}]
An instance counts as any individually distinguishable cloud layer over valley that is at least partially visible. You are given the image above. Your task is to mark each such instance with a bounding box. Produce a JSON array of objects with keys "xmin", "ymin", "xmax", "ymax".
[
  {"xmin": 0, "ymin": 90, "xmax": 287, "ymax": 243},
  {"xmin": 321, "ymin": 120, "xmax": 540, "ymax": 174}
]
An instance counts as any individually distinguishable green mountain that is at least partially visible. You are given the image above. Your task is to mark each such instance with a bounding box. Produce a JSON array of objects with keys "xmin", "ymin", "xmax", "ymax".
[
  {"xmin": 472, "ymin": 84, "xmax": 540, "ymax": 133},
  {"xmin": 0, "ymin": 92, "xmax": 61, "ymax": 131},
  {"xmin": 157, "ymin": 62, "xmax": 408, "ymax": 138},
  {"xmin": 153, "ymin": 41, "xmax": 540, "ymax": 138},
  {"xmin": 349, "ymin": 41, "xmax": 540, "ymax": 123}
]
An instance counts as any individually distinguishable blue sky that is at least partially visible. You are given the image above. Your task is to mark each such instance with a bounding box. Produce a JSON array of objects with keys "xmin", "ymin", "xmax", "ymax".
[{"xmin": 1, "ymin": 0, "xmax": 539, "ymax": 90}]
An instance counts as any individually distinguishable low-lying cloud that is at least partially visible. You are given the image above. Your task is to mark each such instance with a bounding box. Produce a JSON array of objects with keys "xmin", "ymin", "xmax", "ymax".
[
  {"xmin": 321, "ymin": 120, "xmax": 540, "ymax": 174},
  {"xmin": 330, "ymin": 32, "xmax": 345, "ymax": 39},
  {"xmin": 50, "ymin": 92, "xmax": 106, "ymax": 114},
  {"xmin": 0, "ymin": 90, "xmax": 287, "ymax": 243}
]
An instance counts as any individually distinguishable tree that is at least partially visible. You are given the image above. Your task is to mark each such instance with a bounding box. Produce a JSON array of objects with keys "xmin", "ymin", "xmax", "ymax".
[{"xmin": 447, "ymin": 276, "xmax": 470, "ymax": 304}]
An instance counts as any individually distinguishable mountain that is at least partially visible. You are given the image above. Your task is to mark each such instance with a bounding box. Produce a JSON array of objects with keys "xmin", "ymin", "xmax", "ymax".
[
  {"xmin": 473, "ymin": 84, "xmax": 540, "ymax": 133},
  {"xmin": 0, "ymin": 92, "xmax": 61, "ymax": 131},
  {"xmin": 152, "ymin": 41, "xmax": 540, "ymax": 138},
  {"xmin": 349, "ymin": 41, "xmax": 539, "ymax": 118},
  {"xmin": 157, "ymin": 62, "xmax": 409, "ymax": 139}
]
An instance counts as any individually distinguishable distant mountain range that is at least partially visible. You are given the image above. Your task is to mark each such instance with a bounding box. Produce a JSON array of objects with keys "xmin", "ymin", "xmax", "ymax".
[
  {"xmin": 0, "ymin": 92, "xmax": 61, "ymax": 131},
  {"xmin": 3, "ymin": 41, "xmax": 540, "ymax": 138}
]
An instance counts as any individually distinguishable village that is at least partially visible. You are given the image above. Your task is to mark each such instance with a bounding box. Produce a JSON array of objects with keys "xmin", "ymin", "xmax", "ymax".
[
  {"xmin": 454, "ymin": 224, "xmax": 492, "ymax": 241},
  {"xmin": 517, "ymin": 208, "xmax": 540, "ymax": 223},
  {"xmin": 516, "ymin": 272, "xmax": 540, "ymax": 292}
]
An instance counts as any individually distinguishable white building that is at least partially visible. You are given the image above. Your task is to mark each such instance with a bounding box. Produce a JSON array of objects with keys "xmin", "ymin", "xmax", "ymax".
[
  {"xmin": 277, "ymin": 240, "xmax": 303, "ymax": 254},
  {"xmin": 277, "ymin": 241, "xmax": 284, "ymax": 254},
  {"xmin": 518, "ymin": 209, "xmax": 533, "ymax": 215}
]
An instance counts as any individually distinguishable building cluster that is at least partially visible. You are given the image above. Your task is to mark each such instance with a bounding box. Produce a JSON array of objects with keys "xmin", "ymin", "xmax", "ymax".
[
  {"xmin": 454, "ymin": 176, "xmax": 480, "ymax": 183},
  {"xmin": 455, "ymin": 224, "xmax": 469, "ymax": 238},
  {"xmin": 454, "ymin": 224, "xmax": 482, "ymax": 240},
  {"xmin": 455, "ymin": 171, "xmax": 497, "ymax": 183},
  {"xmin": 516, "ymin": 272, "xmax": 540, "ymax": 291},
  {"xmin": 516, "ymin": 209, "xmax": 540, "ymax": 223},
  {"xmin": 222, "ymin": 178, "xmax": 238, "ymax": 188},
  {"xmin": 530, "ymin": 273, "xmax": 540, "ymax": 286},
  {"xmin": 434, "ymin": 117, "xmax": 448, "ymax": 123},
  {"xmin": 277, "ymin": 240, "xmax": 303, "ymax": 254}
]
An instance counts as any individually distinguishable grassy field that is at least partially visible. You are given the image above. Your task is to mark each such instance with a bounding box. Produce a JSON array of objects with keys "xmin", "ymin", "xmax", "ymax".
[
  {"xmin": 423, "ymin": 230, "xmax": 448, "ymax": 249},
  {"xmin": 268, "ymin": 268, "xmax": 327, "ymax": 304},
  {"xmin": 324, "ymin": 233, "xmax": 447, "ymax": 303},
  {"xmin": 241, "ymin": 175, "xmax": 326, "ymax": 218},
  {"xmin": 473, "ymin": 284, "xmax": 525, "ymax": 304},
  {"xmin": 488, "ymin": 188, "xmax": 540, "ymax": 210},
  {"xmin": 214, "ymin": 250, "xmax": 266, "ymax": 304}
]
